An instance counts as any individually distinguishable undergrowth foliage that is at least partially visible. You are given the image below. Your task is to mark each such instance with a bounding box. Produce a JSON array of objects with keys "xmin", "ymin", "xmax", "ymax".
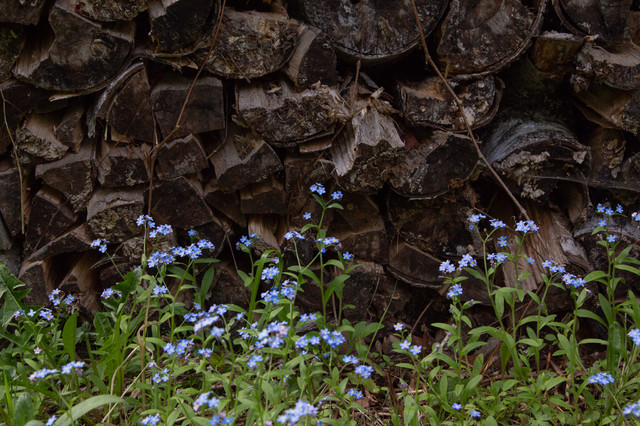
[{"xmin": 1, "ymin": 189, "xmax": 640, "ymax": 425}]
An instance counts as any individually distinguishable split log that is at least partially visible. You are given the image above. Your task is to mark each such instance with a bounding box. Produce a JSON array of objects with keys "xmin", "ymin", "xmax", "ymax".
[
  {"xmin": 587, "ymin": 127, "xmax": 627, "ymax": 185},
  {"xmin": 529, "ymin": 32, "xmax": 584, "ymax": 74},
  {"xmin": 328, "ymin": 193, "xmax": 388, "ymax": 264},
  {"xmin": 15, "ymin": 112, "xmax": 69, "ymax": 165},
  {"xmin": 19, "ymin": 258, "xmax": 55, "ymax": 305},
  {"xmin": 0, "ymin": 162, "xmax": 27, "ymax": 237},
  {"xmin": 283, "ymin": 23, "xmax": 337, "ymax": 88},
  {"xmin": 156, "ymin": 134, "xmax": 208, "ymax": 180},
  {"xmin": 295, "ymin": 0, "xmax": 447, "ymax": 64},
  {"xmin": 149, "ymin": 0, "xmax": 217, "ymax": 52},
  {"xmin": 34, "ymin": 141, "xmax": 95, "ymax": 212},
  {"xmin": 247, "ymin": 214, "xmax": 281, "ymax": 253},
  {"xmin": 387, "ymin": 241, "xmax": 443, "ymax": 289},
  {"xmin": 620, "ymin": 152, "xmax": 640, "ymax": 189},
  {"xmin": 386, "ymin": 188, "xmax": 479, "ymax": 262},
  {"xmin": 196, "ymin": 8, "xmax": 298, "ymax": 79},
  {"xmin": 59, "ymin": 252, "xmax": 101, "ymax": 313},
  {"xmin": 573, "ymin": 84, "xmax": 640, "ymax": 134},
  {"xmin": 150, "ymin": 73, "xmax": 224, "ymax": 140},
  {"xmin": 105, "ymin": 66, "xmax": 154, "ymax": 143},
  {"xmin": 30, "ymin": 223, "xmax": 93, "ymax": 261},
  {"xmin": 397, "ymin": 75, "xmax": 502, "ymax": 131},
  {"xmin": 575, "ymin": 41, "xmax": 640, "ymax": 90},
  {"xmin": 436, "ymin": 0, "xmax": 544, "ymax": 76},
  {"xmin": 14, "ymin": 0, "xmax": 136, "ymax": 92},
  {"xmin": 235, "ymin": 79, "xmax": 346, "ymax": 145},
  {"xmin": 0, "ymin": 0, "xmax": 47, "ymax": 25},
  {"xmin": 209, "ymin": 125, "xmax": 282, "ymax": 192},
  {"xmin": 282, "ymin": 154, "xmax": 331, "ymax": 223},
  {"xmin": 482, "ymin": 115, "xmax": 590, "ymax": 200},
  {"xmin": 208, "ymin": 261, "xmax": 250, "ymax": 307},
  {"xmin": 553, "ymin": 0, "xmax": 632, "ymax": 43},
  {"xmin": 190, "ymin": 215, "xmax": 230, "ymax": 259},
  {"xmin": 149, "ymin": 176, "xmax": 214, "ymax": 229},
  {"xmin": 388, "ymin": 130, "xmax": 478, "ymax": 199},
  {"xmin": 203, "ymin": 180, "xmax": 246, "ymax": 227},
  {"xmin": 87, "ymin": 187, "xmax": 145, "ymax": 243},
  {"xmin": 0, "ymin": 25, "xmax": 24, "ymax": 82},
  {"xmin": 54, "ymin": 100, "xmax": 85, "ymax": 152},
  {"xmin": 239, "ymin": 176, "xmax": 287, "ymax": 215},
  {"xmin": 70, "ymin": 0, "xmax": 148, "ymax": 21},
  {"xmin": 0, "ymin": 79, "xmax": 49, "ymax": 154},
  {"xmin": 24, "ymin": 186, "xmax": 76, "ymax": 254},
  {"xmin": 331, "ymin": 97, "xmax": 404, "ymax": 192},
  {"xmin": 0, "ymin": 215, "xmax": 11, "ymax": 251},
  {"xmin": 97, "ymin": 140, "xmax": 150, "ymax": 187}
]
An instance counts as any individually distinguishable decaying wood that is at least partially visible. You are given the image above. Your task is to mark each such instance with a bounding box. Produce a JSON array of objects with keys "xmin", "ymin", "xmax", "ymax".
[
  {"xmin": 587, "ymin": 127, "xmax": 627, "ymax": 185},
  {"xmin": 328, "ymin": 193, "xmax": 388, "ymax": 264},
  {"xmin": 296, "ymin": 0, "xmax": 447, "ymax": 63},
  {"xmin": 150, "ymin": 73, "xmax": 225, "ymax": 139},
  {"xmin": 388, "ymin": 130, "xmax": 478, "ymax": 199},
  {"xmin": 149, "ymin": 0, "xmax": 216, "ymax": 52},
  {"xmin": 97, "ymin": 141, "xmax": 149, "ymax": 188},
  {"xmin": 529, "ymin": 31, "xmax": 584, "ymax": 74},
  {"xmin": 34, "ymin": 141, "xmax": 95, "ymax": 212},
  {"xmin": 70, "ymin": 0, "xmax": 148, "ymax": 21},
  {"xmin": 0, "ymin": 162, "xmax": 27, "ymax": 237},
  {"xmin": 0, "ymin": 0, "xmax": 47, "ymax": 25},
  {"xmin": 575, "ymin": 41, "xmax": 640, "ymax": 90},
  {"xmin": 19, "ymin": 257, "xmax": 55, "ymax": 305},
  {"xmin": 387, "ymin": 241, "xmax": 443, "ymax": 289},
  {"xmin": 203, "ymin": 180, "xmax": 246, "ymax": 227},
  {"xmin": 0, "ymin": 25, "xmax": 24, "ymax": 82},
  {"xmin": 197, "ymin": 8, "xmax": 298, "ymax": 79},
  {"xmin": 0, "ymin": 215, "xmax": 11, "ymax": 251},
  {"xmin": 210, "ymin": 125, "xmax": 282, "ymax": 192},
  {"xmin": 87, "ymin": 187, "xmax": 144, "ymax": 242},
  {"xmin": 30, "ymin": 223, "xmax": 93, "ymax": 261},
  {"xmin": 282, "ymin": 154, "xmax": 331, "ymax": 222},
  {"xmin": 24, "ymin": 186, "xmax": 76, "ymax": 254},
  {"xmin": 236, "ymin": 79, "xmax": 346, "ymax": 145},
  {"xmin": 106, "ymin": 67, "xmax": 154, "ymax": 143},
  {"xmin": 553, "ymin": 0, "xmax": 632, "ymax": 43},
  {"xmin": 0, "ymin": 79, "xmax": 48, "ymax": 154},
  {"xmin": 482, "ymin": 115, "xmax": 590, "ymax": 200},
  {"xmin": 54, "ymin": 100, "xmax": 85, "ymax": 152},
  {"xmin": 436, "ymin": 0, "xmax": 543, "ymax": 76},
  {"xmin": 397, "ymin": 75, "xmax": 502, "ymax": 131},
  {"xmin": 331, "ymin": 97, "xmax": 404, "ymax": 192},
  {"xmin": 208, "ymin": 261, "xmax": 250, "ymax": 306},
  {"xmin": 156, "ymin": 134, "xmax": 208, "ymax": 180},
  {"xmin": 59, "ymin": 252, "xmax": 101, "ymax": 313},
  {"xmin": 14, "ymin": 0, "xmax": 136, "ymax": 92},
  {"xmin": 573, "ymin": 84, "xmax": 640, "ymax": 134},
  {"xmin": 149, "ymin": 176, "xmax": 214, "ymax": 229},
  {"xmin": 240, "ymin": 175, "xmax": 287, "ymax": 215},
  {"xmin": 247, "ymin": 214, "xmax": 281, "ymax": 253},
  {"xmin": 16, "ymin": 112, "xmax": 69, "ymax": 165},
  {"xmin": 283, "ymin": 23, "xmax": 337, "ymax": 88}
]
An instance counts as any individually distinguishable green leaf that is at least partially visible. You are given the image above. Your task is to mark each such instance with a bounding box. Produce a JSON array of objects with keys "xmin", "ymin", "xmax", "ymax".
[
  {"xmin": 63, "ymin": 312, "xmax": 78, "ymax": 361},
  {"xmin": 198, "ymin": 267, "xmax": 215, "ymax": 306},
  {"xmin": 576, "ymin": 309, "xmax": 606, "ymax": 327},
  {"xmin": 53, "ymin": 395, "xmax": 124, "ymax": 426},
  {"xmin": 583, "ymin": 270, "xmax": 608, "ymax": 283},
  {"xmin": 14, "ymin": 392, "xmax": 35, "ymax": 425},
  {"xmin": 0, "ymin": 260, "xmax": 30, "ymax": 327},
  {"xmin": 614, "ymin": 264, "xmax": 640, "ymax": 275}
]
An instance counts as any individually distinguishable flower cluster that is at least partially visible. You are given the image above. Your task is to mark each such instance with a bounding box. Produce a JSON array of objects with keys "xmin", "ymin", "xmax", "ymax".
[
  {"xmin": 101, "ymin": 287, "xmax": 122, "ymax": 299},
  {"xmin": 90, "ymin": 238, "xmax": 108, "ymax": 253},
  {"xmin": 487, "ymin": 253, "xmax": 508, "ymax": 264},
  {"xmin": 623, "ymin": 399, "xmax": 640, "ymax": 418},
  {"xmin": 467, "ymin": 213, "xmax": 486, "ymax": 230},
  {"xmin": 261, "ymin": 266, "xmax": 279, "ymax": 281},
  {"xmin": 439, "ymin": 260, "xmax": 456, "ymax": 274},
  {"xmin": 310, "ymin": 183, "xmax": 325, "ymax": 195},
  {"xmin": 29, "ymin": 368, "xmax": 58, "ymax": 381},
  {"xmin": 61, "ymin": 361, "xmax": 85, "ymax": 375},
  {"xmin": 562, "ymin": 273, "xmax": 585, "ymax": 288},
  {"xmin": 254, "ymin": 321, "xmax": 289, "ymax": 349},
  {"xmin": 141, "ymin": 413, "xmax": 161, "ymax": 425},
  {"xmin": 320, "ymin": 328, "xmax": 346, "ymax": 348},
  {"xmin": 261, "ymin": 280, "xmax": 297, "ymax": 305},
  {"xmin": 284, "ymin": 230, "xmax": 303, "ymax": 241},
  {"xmin": 458, "ymin": 254, "xmax": 476, "ymax": 268},
  {"xmin": 515, "ymin": 220, "xmax": 539, "ymax": 233},
  {"xmin": 447, "ymin": 284, "xmax": 463, "ymax": 299},
  {"xmin": 347, "ymin": 388, "xmax": 363, "ymax": 399},
  {"xmin": 490, "ymin": 219, "xmax": 506, "ymax": 229},
  {"xmin": 278, "ymin": 400, "xmax": 318, "ymax": 425},
  {"xmin": 542, "ymin": 260, "xmax": 566, "ymax": 274},
  {"xmin": 152, "ymin": 368, "xmax": 170, "ymax": 384},
  {"xmin": 588, "ymin": 372, "xmax": 614, "ymax": 385},
  {"xmin": 399, "ymin": 340, "xmax": 422, "ymax": 356},
  {"xmin": 236, "ymin": 233, "xmax": 257, "ymax": 249},
  {"xmin": 193, "ymin": 392, "xmax": 220, "ymax": 411},
  {"xmin": 163, "ymin": 339, "xmax": 193, "ymax": 358},
  {"xmin": 354, "ymin": 364, "xmax": 374, "ymax": 379},
  {"xmin": 294, "ymin": 334, "xmax": 321, "ymax": 351}
]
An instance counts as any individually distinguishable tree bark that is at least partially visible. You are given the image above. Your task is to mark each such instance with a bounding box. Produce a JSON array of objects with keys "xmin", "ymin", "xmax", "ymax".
[
  {"xmin": 97, "ymin": 140, "xmax": 150, "ymax": 187},
  {"xmin": 156, "ymin": 134, "xmax": 208, "ymax": 180},
  {"xmin": 149, "ymin": 0, "xmax": 217, "ymax": 53},
  {"xmin": 69, "ymin": 0, "xmax": 148, "ymax": 21},
  {"xmin": 24, "ymin": 186, "xmax": 76, "ymax": 254},
  {"xmin": 283, "ymin": 23, "xmax": 337, "ymax": 88}
]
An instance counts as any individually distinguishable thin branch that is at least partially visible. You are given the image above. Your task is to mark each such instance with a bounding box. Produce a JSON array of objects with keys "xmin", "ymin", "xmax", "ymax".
[
  {"xmin": 0, "ymin": 90, "xmax": 25, "ymax": 234},
  {"xmin": 409, "ymin": 0, "xmax": 530, "ymax": 222}
]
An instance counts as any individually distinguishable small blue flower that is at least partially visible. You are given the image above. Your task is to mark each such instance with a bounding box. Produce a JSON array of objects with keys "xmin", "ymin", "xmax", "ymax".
[
  {"xmin": 458, "ymin": 254, "xmax": 476, "ymax": 268},
  {"xmin": 515, "ymin": 220, "xmax": 539, "ymax": 233},
  {"xmin": 487, "ymin": 253, "xmax": 507, "ymax": 263},
  {"xmin": 394, "ymin": 323, "xmax": 404, "ymax": 331},
  {"xmin": 607, "ymin": 234, "xmax": 618, "ymax": 243},
  {"xmin": 526, "ymin": 257, "xmax": 535, "ymax": 265},
  {"xmin": 211, "ymin": 327, "xmax": 224, "ymax": 338},
  {"xmin": 310, "ymin": 183, "xmax": 326, "ymax": 195},
  {"xmin": 188, "ymin": 229, "xmax": 198, "ymax": 237},
  {"xmin": 588, "ymin": 372, "xmax": 615, "ymax": 385},
  {"xmin": 45, "ymin": 415, "xmax": 57, "ymax": 426},
  {"xmin": 141, "ymin": 413, "xmax": 162, "ymax": 425},
  {"xmin": 343, "ymin": 355, "xmax": 359, "ymax": 364},
  {"xmin": 623, "ymin": 399, "xmax": 640, "ymax": 418},
  {"xmin": 247, "ymin": 354, "xmax": 263, "ymax": 369},
  {"xmin": 303, "ymin": 212, "xmax": 311, "ymax": 220},
  {"xmin": 261, "ymin": 266, "xmax": 279, "ymax": 281},
  {"xmin": 470, "ymin": 409, "xmax": 481, "ymax": 418},
  {"xmin": 452, "ymin": 403, "xmax": 462, "ymax": 410},
  {"xmin": 409, "ymin": 345, "xmax": 421, "ymax": 356},
  {"xmin": 331, "ymin": 191, "xmax": 343, "ymax": 200},
  {"xmin": 399, "ymin": 340, "xmax": 411, "ymax": 350},
  {"xmin": 61, "ymin": 361, "xmax": 85, "ymax": 375},
  {"xmin": 447, "ymin": 284, "xmax": 463, "ymax": 298},
  {"xmin": 497, "ymin": 236, "xmax": 508, "ymax": 247},
  {"xmin": 153, "ymin": 285, "xmax": 168, "ymax": 296},
  {"xmin": 598, "ymin": 219, "xmax": 607, "ymax": 228},
  {"xmin": 300, "ymin": 313, "xmax": 316, "ymax": 322},
  {"xmin": 354, "ymin": 365, "xmax": 374, "ymax": 379},
  {"xmin": 628, "ymin": 329, "xmax": 640, "ymax": 346},
  {"xmin": 39, "ymin": 309, "xmax": 54, "ymax": 321},
  {"xmin": 347, "ymin": 388, "xmax": 363, "ymax": 399},
  {"xmin": 468, "ymin": 214, "xmax": 486, "ymax": 223},
  {"xmin": 439, "ymin": 260, "xmax": 456, "ymax": 274},
  {"xmin": 490, "ymin": 219, "xmax": 506, "ymax": 229},
  {"xmin": 90, "ymin": 238, "xmax": 109, "ymax": 253},
  {"xmin": 342, "ymin": 252, "xmax": 353, "ymax": 261}
]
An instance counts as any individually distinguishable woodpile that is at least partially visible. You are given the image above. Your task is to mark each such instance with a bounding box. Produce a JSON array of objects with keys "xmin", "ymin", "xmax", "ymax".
[{"xmin": 1, "ymin": 0, "xmax": 640, "ymax": 325}]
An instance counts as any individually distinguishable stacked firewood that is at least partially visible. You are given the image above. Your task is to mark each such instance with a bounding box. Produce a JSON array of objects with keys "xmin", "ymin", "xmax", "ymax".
[{"xmin": 1, "ymin": 0, "xmax": 640, "ymax": 325}]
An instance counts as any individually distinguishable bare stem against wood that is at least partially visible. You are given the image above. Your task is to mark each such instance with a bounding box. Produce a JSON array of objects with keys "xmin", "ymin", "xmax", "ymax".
[
  {"xmin": 409, "ymin": 0, "xmax": 531, "ymax": 222},
  {"xmin": 0, "ymin": 89, "xmax": 24, "ymax": 234}
]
